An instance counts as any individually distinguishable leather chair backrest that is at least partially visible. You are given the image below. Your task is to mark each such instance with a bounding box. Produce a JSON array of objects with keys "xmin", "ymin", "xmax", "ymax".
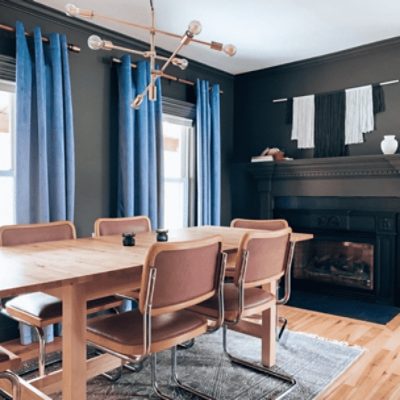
[
  {"xmin": 139, "ymin": 236, "xmax": 222, "ymax": 316},
  {"xmin": 94, "ymin": 216, "xmax": 151, "ymax": 237},
  {"xmin": 0, "ymin": 221, "xmax": 76, "ymax": 246},
  {"xmin": 234, "ymin": 228, "xmax": 292, "ymax": 288},
  {"xmin": 231, "ymin": 218, "xmax": 289, "ymax": 231}
]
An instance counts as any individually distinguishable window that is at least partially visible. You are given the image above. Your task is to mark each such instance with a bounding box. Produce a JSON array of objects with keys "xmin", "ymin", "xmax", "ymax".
[
  {"xmin": 163, "ymin": 114, "xmax": 194, "ymax": 229},
  {"xmin": 0, "ymin": 80, "xmax": 16, "ymax": 226}
]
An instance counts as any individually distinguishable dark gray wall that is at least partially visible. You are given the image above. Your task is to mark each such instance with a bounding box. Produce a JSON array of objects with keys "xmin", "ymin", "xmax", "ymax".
[
  {"xmin": 234, "ymin": 39, "xmax": 400, "ymax": 163},
  {"xmin": 0, "ymin": 0, "xmax": 234, "ymax": 236},
  {"xmin": 232, "ymin": 38, "xmax": 400, "ymax": 219}
]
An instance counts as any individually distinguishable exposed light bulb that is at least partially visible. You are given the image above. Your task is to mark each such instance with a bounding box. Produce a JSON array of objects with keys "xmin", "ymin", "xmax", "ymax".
[
  {"xmin": 87, "ymin": 35, "xmax": 104, "ymax": 50},
  {"xmin": 65, "ymin": 3, "xmax": 80, "ymax": 17},
  {"xmin": 188, "ymin": 20, "xmax": 202, "ymax": 36},
  {"xmin": 172, "ymin": 58, "xmax": 189, "ymax": 70},
  {"xmin": 65, "ymin": 3, "xmax": 94, "ymax": 18},
  {"xmin": 131, "ymin": 94, "xmax": 144, "ymax": 109},
  {"xmin": 178, "ymin": 58, "xmax": 189, "ymax": 70},
  {"xmin": 223, "ymin": 44, "xmax": 237, "ymax": 57}
]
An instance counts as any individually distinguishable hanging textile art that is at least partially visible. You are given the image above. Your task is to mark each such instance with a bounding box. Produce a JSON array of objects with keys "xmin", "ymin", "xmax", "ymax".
[
  {"xmin": 291, "ymin": 95, "xmax": 315, "ymax": 149},
  {"xmin": 314, "ymin": 91, "xmax": 347, "ymax": 158},
  {"xmin": 345, "ymin": 85, "xmax": 374, "ymax": 145},
  {"xmin": 287, "ymin": 83, "xmax": 386, "ymax": 155}
]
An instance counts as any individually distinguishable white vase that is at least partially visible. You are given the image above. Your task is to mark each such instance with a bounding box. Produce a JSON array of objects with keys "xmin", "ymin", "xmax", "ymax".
[{"xmin": 380, "ymin": 135, "xmax": 398, "ymax": 155}]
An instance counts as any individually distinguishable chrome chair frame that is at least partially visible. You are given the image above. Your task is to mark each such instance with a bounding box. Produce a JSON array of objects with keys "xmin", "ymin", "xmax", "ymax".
[
  {"xmin": 0, "ymin": 307, "xmax": 47, "ymax": 377},
  {"xmin": 222, "ymin": 325, "xmax": 295, "ymax": 400},
  {"xmin": 276, "ymin": 241, "xmax": 296, "ymax": 340},
  {"xmin": 0, "ymin": 370, "xmax": 21, "ymax": 399},
  {"xmin": 150, "ymin": 252, "xmax": 226, "ymax": 400},
  {"xmin": 88, "ymin": 267, "xmax": 157, "ymax": 365},
  {"xmin": 87, "ymin": 251, "xmax": 226, "ymax": 400},
  {"xmin": 111, "ymin": 292, "xmax": 146, "ymax": 375},
  {"xmin": 222, "ymin": 249, "xmax": 297, "ymax": 400}
]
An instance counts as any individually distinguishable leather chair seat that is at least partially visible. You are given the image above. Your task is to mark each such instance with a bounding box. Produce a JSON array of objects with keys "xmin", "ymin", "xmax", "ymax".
[
  {"xmin": 6, "ymin": 292, "xmax": 122, "ymax": 323},
  {"xmin": 87, "ymin": 310, "xmax": 208, "ymax": 356},
  {"xmin": 191, "ymin": 283, "xmax": 275, "ymax": 322}
]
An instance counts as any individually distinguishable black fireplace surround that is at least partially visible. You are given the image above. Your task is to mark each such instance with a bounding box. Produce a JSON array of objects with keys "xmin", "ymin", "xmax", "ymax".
[
  {"xmin": 275, "ymin": 201, "xmax": 397, "ymax": 305},
  {"xmin": 248, "ymin": 155, "xmax": 400, "ymax": 306}
]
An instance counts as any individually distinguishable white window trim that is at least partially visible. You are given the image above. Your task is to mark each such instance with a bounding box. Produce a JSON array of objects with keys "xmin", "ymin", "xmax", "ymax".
[
  {"xmin": 0, "ymin": 79, "xmax": 17, "ymax": 224},
  {"xmin": 163, "ymin": 113, "xmax": 195, "ymax": 228}
]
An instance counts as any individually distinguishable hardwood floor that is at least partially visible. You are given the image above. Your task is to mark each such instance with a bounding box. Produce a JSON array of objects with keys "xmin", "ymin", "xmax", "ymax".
[
  {"xmin": 280, "ymin": 305, "xmax": 400, "ymax": 400},
  {"xmin": 2, "ymin": 305, "xmax": 400, "ymax": 399}
]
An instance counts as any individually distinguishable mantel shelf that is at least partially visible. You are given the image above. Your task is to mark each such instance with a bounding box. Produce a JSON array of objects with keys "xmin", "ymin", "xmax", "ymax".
[{"xmin": 249, "ymin": 154, "xmax": 400, "ymax": 180}]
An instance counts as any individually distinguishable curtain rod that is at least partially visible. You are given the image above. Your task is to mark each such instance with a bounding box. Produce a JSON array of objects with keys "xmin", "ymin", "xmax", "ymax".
[
  {"xmin": 272, "ymin": 79, "xmax": 400, "ymax": 103},
  {"xmin": 0, "ymin": 23, "xmax": 81, "ymax": 54},
  {"xmin": 111, "ymin": 57, "xmax": 224, "ymax": 94}
]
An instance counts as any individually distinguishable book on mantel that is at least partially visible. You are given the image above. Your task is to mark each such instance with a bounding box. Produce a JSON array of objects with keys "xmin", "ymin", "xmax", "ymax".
[{"xmin": 251, "ymin": 155, "xmax": 274, "ymax": 163}]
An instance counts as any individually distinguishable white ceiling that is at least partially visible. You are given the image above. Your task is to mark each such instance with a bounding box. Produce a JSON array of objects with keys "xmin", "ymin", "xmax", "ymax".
[{"xmin": 36, "ymin": 0, "xmax": 400, "ymax": 75}]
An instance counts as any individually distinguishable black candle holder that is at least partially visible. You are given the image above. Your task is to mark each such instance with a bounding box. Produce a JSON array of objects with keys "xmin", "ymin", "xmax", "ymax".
[
  {"xmin": 156, "ymin": 229, "xmax": 168, "ymax": 242},
  {"xmin": 122, "ymin": 232, "xmax": 136, "ymax": 246}
]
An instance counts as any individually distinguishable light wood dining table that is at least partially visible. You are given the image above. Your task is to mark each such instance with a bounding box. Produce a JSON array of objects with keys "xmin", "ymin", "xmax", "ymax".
[{"xmin": 0, "ymin": 225, "xmax": 312, "ymax": 400}]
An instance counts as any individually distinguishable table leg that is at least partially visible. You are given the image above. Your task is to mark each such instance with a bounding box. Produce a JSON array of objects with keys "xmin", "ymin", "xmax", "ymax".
[
  {"xmin": 262, "ymin": 280, "xmax": 277, "ymax": 367},
  {"xmin": 62, "ymin": 284, "xmax": 87, "ymax": 400},
  {"xmin": 261, "ymin": 303, "xmax": 276, "ymax": 367}
]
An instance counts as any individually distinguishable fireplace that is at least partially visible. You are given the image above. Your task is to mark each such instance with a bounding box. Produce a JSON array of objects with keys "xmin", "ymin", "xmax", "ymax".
[
  {"xmin": 246, "ymin": 155, "xmax": 400, "ymax": 306},
  {"xmin": 294, "ymin": 237, "xmax": 374, "ymax": 291},
  {"xmin": 274, "ymin": 200, "xmax": 398, "ymax": 305}
]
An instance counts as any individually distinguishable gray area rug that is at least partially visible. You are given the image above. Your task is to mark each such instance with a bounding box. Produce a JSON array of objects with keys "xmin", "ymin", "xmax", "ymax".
[{"xmin": 48, "ymin": 329, "xmax": 363, "ymax": 400}]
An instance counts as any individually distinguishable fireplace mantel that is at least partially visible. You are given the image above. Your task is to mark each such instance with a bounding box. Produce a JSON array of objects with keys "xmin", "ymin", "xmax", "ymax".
[
  {"xmin": 248, "ymin": 154, "xmax": 400, "ymax": 218},
  {"xmin": 249, "ymin": 154, "xmax": 400, "ymax": 180}
]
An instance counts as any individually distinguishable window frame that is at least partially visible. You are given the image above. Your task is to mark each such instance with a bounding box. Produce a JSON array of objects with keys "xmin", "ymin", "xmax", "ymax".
[
  {"xmin": 162, "ymin": 113, "xmax": 195, "ymax": 228},
  {"xmin": 0, "ymin": 79, "xmax": 17, "ymax": 224}
]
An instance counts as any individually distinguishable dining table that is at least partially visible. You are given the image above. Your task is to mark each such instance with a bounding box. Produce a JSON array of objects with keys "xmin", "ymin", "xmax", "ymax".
[{"xmin": 0, "ymin": 225, "xmax": 313, "ymax": 400}]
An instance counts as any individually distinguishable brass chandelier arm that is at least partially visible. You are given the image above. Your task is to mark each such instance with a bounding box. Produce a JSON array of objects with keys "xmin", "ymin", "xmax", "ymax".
[
  {"xmin": 95, "ymin": 40, "xmax": 187, "ymax": 66},
  {"xmin": 68, "ymin": 10, "xmax": 226, "ymax": 52},
  {"xmin": 66, "ymin": 1, "xmax": 234, "ymax": 108},
  {"xmin": 160, "ymin": 33, "xmax": 191, "ymax": 73},
  {"xmin": 109, "ymin": 43, "xmax": 147, "ymax": 57},
  {"xmin": 132, "ymin": 30, "xmax": 193, "ymax": 108}
]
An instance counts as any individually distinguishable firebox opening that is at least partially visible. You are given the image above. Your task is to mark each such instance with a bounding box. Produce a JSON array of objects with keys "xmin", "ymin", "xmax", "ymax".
[{"xmin": 294, "ymin": 237, "xmax": 374, "ymax": 291}]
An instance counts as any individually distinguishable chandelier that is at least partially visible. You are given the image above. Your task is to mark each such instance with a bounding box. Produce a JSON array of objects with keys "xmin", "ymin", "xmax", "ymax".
[{"xmin": 65, "ymin": 1, "xmax": 236, "ymax": 109}]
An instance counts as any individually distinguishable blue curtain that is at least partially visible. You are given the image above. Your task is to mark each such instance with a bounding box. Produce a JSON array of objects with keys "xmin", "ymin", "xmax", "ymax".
[
  {"xmin": 15, "ymin": 21, "xmax": 75, "ymax": 224},
  {"xmin": 196, "ymin": 80, "xmax": 221, "ymax": 225},
  {"xmin": 117, "ymin": 56, "xmax": 164, "ymax": 228},
  {"xmin": 15, "ymin": 22, "xmax": 75, "ymax": 344}
]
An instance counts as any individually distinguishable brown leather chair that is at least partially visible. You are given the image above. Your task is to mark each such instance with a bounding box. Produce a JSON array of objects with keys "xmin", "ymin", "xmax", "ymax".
[
  {"xmin": 226, "ymin": 219, "xmax": 289, "ymax": 275},
  {"xmin": 93, "ymin": 216, "xmax": 152, "ymax": 306},
  {"xmin": 94, "ymin": 216, "xmax": 151, "ymax": 237},
  {"xmin": 230, "ymin": 218, "xmax": 289, "ymax": 231},
  {"xmin": 0, "ymin": 347, "xmax": 21, "ymax": 399},
  {"xmin": 191, "ymin": 228, "xmax": 296, "ymax": 398},
  {"xmin": 230, "ymin": 218, "xmax": 294, "ymax": 340},
  {"xmin": 94, "ymin": 215, "xmax": 154, "ymax": 301},
  {"xmin": 86, "ymin": 236, "xmax": 226, "ymax": 400},
  {"xmin": 0, "ymin": 221, "xmax": 122, "ymax": 377},
  {"xmin": 93, "ymin": 216, "xmax": 154, "ymax": 375}
]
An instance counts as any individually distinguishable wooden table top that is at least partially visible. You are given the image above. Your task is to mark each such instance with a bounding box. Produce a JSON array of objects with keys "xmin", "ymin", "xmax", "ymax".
[
  {"xmin": 190, "ymin": 226, "xmax": 313, "ymax": 244},
  {"xmin": 0, "ymin": 226, "xmax": 313, "ymax": 298}
]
